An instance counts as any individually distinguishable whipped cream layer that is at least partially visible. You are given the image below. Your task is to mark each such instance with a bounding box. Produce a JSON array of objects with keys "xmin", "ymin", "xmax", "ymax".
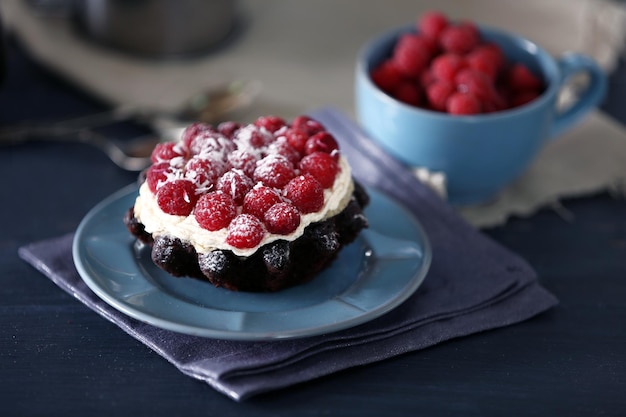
[{"xmin": 133, "ymin": 156, "xmax": 354, "ymax": 257}]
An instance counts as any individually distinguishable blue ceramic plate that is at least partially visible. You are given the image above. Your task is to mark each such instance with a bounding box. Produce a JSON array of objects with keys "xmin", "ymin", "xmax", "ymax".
[{"xmin": 73, "ymin": 184, "xmax": 431, "ymax": 340}]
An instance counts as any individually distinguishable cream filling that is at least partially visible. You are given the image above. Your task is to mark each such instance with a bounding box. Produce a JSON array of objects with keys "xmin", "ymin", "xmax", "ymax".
[{"xmin": 133, "ymin": 156, "xmax": 354, "ymax": 257}]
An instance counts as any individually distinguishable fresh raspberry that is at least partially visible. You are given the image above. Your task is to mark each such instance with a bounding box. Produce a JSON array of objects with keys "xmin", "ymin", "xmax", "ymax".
[
  {"xmin": 185, "ymin": 157, "xmax": 226, "ymax": 191},
  {"xmin": 225, "ymin": 214, "xmax": 266, "ymax": 249},
  {"xmin": 299, "ymin": 152, "xmax": 339, "ymax": 189},
  {"xmin": 480, "ymin": 43, "xmax": 505, "ymax": 69},
  {"xmin": 466, "ymin": 44, "xmax": 503, "ymax": 80},
  {"xmin": 431, "ymin": 53, "xmax": 466, "ymax": 83},
  {"xmin": 457, "ymin": 21, "xmax": 480, "ymax": 43},
  {"xmin": 150, "ymin": 142, "xmax": 187, "ymax": 164},
  {"xmin": 146, "ymin": 161, "xmax": 172, "ymax": 192},
  {"xmin": 417, "ymin": 10, "xmax": 448, "ymax": 39},
  {"xmin": 396, "ymin": 33, "xmax": 437, "ymax": 59},
  {"xmin": 264, "ymin": 202, "xmax": 301, "ymax": 235},
  {"xmin": 455, "ymin": 68, "xmax": 496, "ymax": 104},
  {"xmin": 227, "ymin": 149, "xmax": 258, "ymax": 178},
  {"xmin": 156, "ymin": 179, "xmax": 198, "ymax": 216},
  {"xmin": 194, "ymin": 191, "xmax": 237, "ymax": 231},
  {"xmin": 253, "ymin": 155, "xmax": 296, "ymax": 189},
  {"xmin": 181, "ymin": 122, "xmax": 216, "ymax": 150},
  {"xmin": 439, "ymin": 24, "xmax": 479, "ymax": 54},
  {"xmin": 217, "ymin": 121, "xmax": 241, "ymax": 138},
  {"xmin": 420, "ymin": 69, "xmax": 436, "ymax": 88},
  {"xmin": 284, "ymin": 128, "xmax": 310, "ymax": 154},
  {"xmin": 284, "ymin": 174, "xmax": 324, "ymax": 214},
  {"xmin": 291, "ymin": 115, "xmax": 324, "ymax": 136},
  {"xmin": 304, "ymin": 131, "xmax": 339, "ymax": 155},
  {"xmin": 254, "ymin": 115, "xmax": 287, "ymax": 133},
  {"xmin": 248, "ymin": 129, "xmax": 274, "ymax": 148},
  {"xmin": 507, "ymin": 63, "xmax": 543, "ymax": 92},
  {"xmin": 188, "ymin": 134, "xmax": 235, "ymax": 158},
  {"xmin": 426, "ymin": 81, "xmax": 455, "ymax": 111},
  {"xmin": 266, "ymin": 136, "xmax": 300, "ymax": 165},
  {"xmin": 216, "ymin": 169, "xmax": 254, "ymax": 205},
  {"xmin": 446, "ymin": 92, "xmax": 482, "ymax": 115},
  {"xmin": 392, "ymin": 39, "xmax": 430, "ymax": 78},
  {"xmin": 242, "ymin": 186, "xmax": 282, "ymax": 219},
  {"xmin": 370, "ymin": 59, "xmax": 404, "ymax": 93},
  {"xmin": 392, "ymin": 81, "xmax": 423, "ymax": 106}
]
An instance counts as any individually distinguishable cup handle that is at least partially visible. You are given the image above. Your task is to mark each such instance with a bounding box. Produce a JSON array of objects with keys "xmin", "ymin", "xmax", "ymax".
[{"xmin": 549, "ymin": 53, "xmax": 607, "ymax": 139}]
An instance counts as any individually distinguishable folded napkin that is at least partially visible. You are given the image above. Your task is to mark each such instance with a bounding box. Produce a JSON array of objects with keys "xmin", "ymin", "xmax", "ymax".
[{"xmin": 18, "ymin": 108, "xmax": 557, "ymax": 401}]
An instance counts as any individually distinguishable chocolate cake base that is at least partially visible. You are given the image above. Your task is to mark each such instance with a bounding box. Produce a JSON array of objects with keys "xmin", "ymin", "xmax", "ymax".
[{"xmin": 124, "ymin": 181, "xmax": 369, "ymax": 292}]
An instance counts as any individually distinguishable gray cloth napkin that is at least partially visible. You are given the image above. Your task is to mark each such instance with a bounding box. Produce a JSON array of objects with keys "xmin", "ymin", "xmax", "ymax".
[{"xmin": 18, "ymin": 108, "xmax": 558, "ymax": 401}]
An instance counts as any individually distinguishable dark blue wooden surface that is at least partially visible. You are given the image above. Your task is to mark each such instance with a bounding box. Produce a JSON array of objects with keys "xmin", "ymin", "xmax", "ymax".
[{"xmin": 1, "ymin": 36, "xmax": 625, "ymax": 416}]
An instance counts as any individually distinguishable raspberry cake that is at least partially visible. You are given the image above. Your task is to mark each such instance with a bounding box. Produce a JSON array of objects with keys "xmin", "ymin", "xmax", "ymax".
[{"xmin": 124, "ymin": 115, "xmax": 369, "ymax": 292}]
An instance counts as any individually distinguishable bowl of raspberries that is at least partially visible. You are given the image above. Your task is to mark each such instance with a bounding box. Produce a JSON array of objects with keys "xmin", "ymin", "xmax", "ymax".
[{"xmin": 355, "ymin": 11, "xmax": 606, "ymax": 205}]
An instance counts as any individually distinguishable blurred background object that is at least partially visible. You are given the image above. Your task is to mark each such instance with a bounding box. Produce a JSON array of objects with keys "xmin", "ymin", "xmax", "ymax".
[
  {"xmin": 581, "ymin": 0, "xmax": 626, "ymax": 72},
  {"xmin": 73, "ymin": 0, "xmax": 239, "ymax": 58}
]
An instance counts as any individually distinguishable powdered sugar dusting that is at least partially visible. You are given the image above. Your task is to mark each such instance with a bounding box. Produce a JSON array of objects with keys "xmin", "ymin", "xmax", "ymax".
[{"xmin": 134, "ymin": 116, "xmax": 355, "ymax": 256}]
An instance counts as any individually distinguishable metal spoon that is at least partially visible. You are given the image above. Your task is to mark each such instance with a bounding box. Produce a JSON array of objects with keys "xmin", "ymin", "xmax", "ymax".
[{"xmin": 0, "ymin": 80, "xmax": 261, "ymax": 170}]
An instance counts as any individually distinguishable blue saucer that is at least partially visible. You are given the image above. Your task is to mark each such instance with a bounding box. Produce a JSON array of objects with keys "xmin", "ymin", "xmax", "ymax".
[{"xmin": 73, "ymin": 184, "xmax": 431, "ymax": 340}]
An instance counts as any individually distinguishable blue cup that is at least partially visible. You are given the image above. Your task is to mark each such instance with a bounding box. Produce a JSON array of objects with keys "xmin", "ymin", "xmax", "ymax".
[{"xmin": 355, "ymin": 25, "xmax": 607, "ymax": 206}]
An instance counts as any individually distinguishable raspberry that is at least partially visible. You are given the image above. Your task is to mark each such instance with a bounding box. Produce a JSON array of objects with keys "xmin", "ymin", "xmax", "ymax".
[
  {"xmin": 254, "ymin": 115, "xmax": 287, "ymax": 133},
  {"xmin": 439, "ymin": 24, "xmax": 479, "ymax": 54},
  {"xmin": 156, "ymin": 179, "xmax": 198, "ymax": 216},
  {"xmin": 480, "ymin": 43, "xmax": 505, "ymax": 68},
  {"xmin": 370, "ymin": 59, "xmax": 404, "ymax": 93},
  {"xmin": 185, "ymin": 157, "xmax": 226, "ymax": 191},
  {"xmin": 304, "ymin": 131, "xmax": 339, "ymax": 155},
  {"xmin": 284, "ymin": 174, "xmax": 324, "ymax": 214},
  {"xmin": 267, "ymin": 137, "xmax": 301, "ymax": 165},
  {"xmin": 392, "ymin": 39, "xmax": 430, "ymax": 78},
  {"xmin": 455, "ymin": 68, "xmax": 496, "ymax": 104},
  {"xmin": 146, "ymin": 161, "xmax": 172, "ymax": 192},
  {"xmin": 227, "ymin": 149, "xmax": 258, "ymax": 178},
  {"xmin": 426, "ymin": 81, "xmax": 455, "ymax": 111},
  {"xmin": 292, "ymin": 115, "xmax": 324, "ymax": 136},
  {"xmin": 284, "ymin": 128, "xmax": 310, "ymax": 153},
  {"xmin": 507, "ymin": 63, "xmax": 543, "ymax": 92},
  {"xmin": 396, "ymin": 33, "xmax": 437, "ymax": 59},
  {"xmin": 393, "ymin": 81, "xmax": 422, "ymax": 106},
  {"xmin": 181, "ymin": 122, "xmax": 216, "ymax": 150},
  {"xmin": 253, "ymin": 155, "xmax": 296, "ymax": 189},
  {"xmin": 466, "ymin": 45, "xmax": 502, "ymax": 80},
  {"xmin": 248, "ymin": 129, "xmax": 273, "ymax": 148},
  {"xmin": 242, "ymin": 186, "xmax": 282, "ymax": 219},
  {"xmin": 194, "ymin": 191, "xmax": 237, "ymax": 231},
  {"xmin": 150, "ymin": 142, "xmax": 187, "ymax": 164},
  {"xmin": 189, "ymin": 134, "xmax": 235, "ymax": 158},
  {"xmin": 264, "ymin": 202, "xmax": 301, "ymax": 235},
  {"xmin": 446, "ymin": 92, "xmax": 482, "ymax": 115},
  {"xmin": 226, "ymin": 214, "xmax": 266, "ymax": 249},
  {"xmin": 418, "ymin": 10, "xmax": 448, "ymax": 39},
  {"xmin": 216, "ymin": 169, "xmax": 254, "ymax": 205},
  {"xmin": 420, "ymin": 69, "xmax": 436, "ymax": 88},
  {"xmin": 431, "ymin": 53, "xmax": 466, "ymax": 83},
  {"xmin": 217, "ymin": 121, "xmax": 241, "ymax": 138},
  {"xmin": 299, "ymin": 152, "xmax": 339, "ymax": 189},
  {"xmin": 457, "ymin": 21, "xmax": 480, "ymax": 43}
]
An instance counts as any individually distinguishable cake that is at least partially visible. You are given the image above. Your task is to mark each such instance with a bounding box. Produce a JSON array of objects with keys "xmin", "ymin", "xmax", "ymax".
[{"xmin": 124, "ymin": 115, "xmax": 369, "ymax": 292}]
